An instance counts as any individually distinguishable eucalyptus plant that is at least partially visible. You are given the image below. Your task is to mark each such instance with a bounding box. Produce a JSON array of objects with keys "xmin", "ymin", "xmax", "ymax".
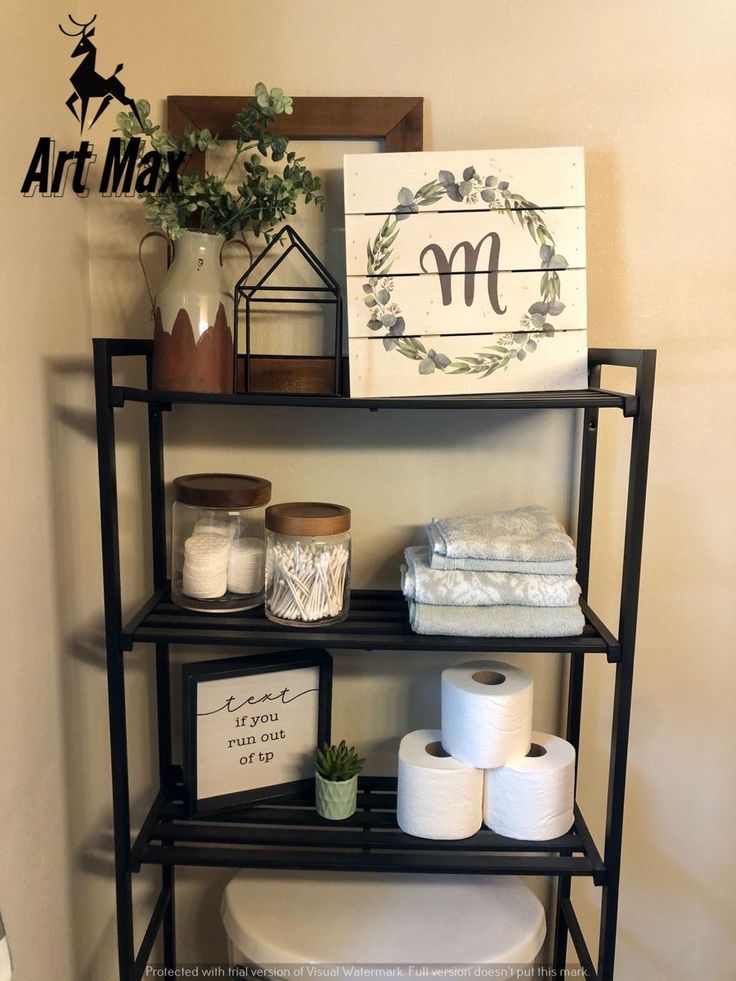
[{"xmin": 116, "ymin": 83, "xmax": 324, "ymax": 240}]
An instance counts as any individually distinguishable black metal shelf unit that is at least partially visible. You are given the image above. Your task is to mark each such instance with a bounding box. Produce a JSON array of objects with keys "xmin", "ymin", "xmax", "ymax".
[
  {"xmin": 123, "ymin": 587, "xmax": 621, "ymax": 660},
  {"xmin": 94, "ymin": 340, "xmax": 655, "ymax": 981}
]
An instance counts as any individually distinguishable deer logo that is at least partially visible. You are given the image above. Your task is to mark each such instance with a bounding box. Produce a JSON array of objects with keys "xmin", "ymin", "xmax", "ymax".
[{"xmin": 59, "ymin": 14, "xmax": 143, "ymax": 131}]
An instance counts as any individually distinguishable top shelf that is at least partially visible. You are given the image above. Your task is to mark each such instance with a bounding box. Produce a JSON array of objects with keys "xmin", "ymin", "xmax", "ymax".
[
  {"xmin": 97, "ymin": 339, "xmax": 643, "ymax": 417},
  {"xmin": 113, "ymin": 385, "xmax": 637, "ymax": 415}
]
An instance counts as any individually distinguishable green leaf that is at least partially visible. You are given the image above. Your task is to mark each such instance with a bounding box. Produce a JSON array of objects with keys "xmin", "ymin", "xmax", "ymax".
[
  {"xmin": 382, "ymin": 225, "xmax": 401, "ymax": 248},
  {"xmin": 481, "ymin": 189, "xmax": 495, "ymax": 203},
  {"xmin": 458, "ymin": 180, "xmax": 473, "ymax": 197},
  {"xmin": 377, "ymin": 289, "xmax": 390, "ymax": 304},
  {"xmin": 418, "ymin": 357, "xmax": 435, "ymax": 374},
  {"xmin": 397, "ymin": 187, "xmax": 414, "ymax": 206},
  {"xmin": 485, "ymin": 176, "xmax": 498, "ymax": 187},
  {"xmin": 364, "ymin": 295, "xmax": 377, "ymax": 308},
  {"xmin": 462, "ymin": 166, "xmax": 476, "ymax": 181}
]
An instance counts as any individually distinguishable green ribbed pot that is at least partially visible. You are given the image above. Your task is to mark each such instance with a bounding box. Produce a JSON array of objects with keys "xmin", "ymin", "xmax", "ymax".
[{"xmin": 315, "ymin": 771, "xmax": 358, "ymax": 820}]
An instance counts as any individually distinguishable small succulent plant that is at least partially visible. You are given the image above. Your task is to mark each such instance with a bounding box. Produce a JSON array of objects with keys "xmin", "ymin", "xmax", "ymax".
[{"xmin": 315, "ymin": 740, "xmax": 365, "ymax": 782}]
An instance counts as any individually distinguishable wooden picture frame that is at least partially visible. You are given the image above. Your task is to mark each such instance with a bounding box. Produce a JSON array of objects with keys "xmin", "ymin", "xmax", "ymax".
[
  {"xmin": 166, "ymin": 95, "xmax": 424, "ymax": 395},
  {"xmin": 167, "ymin": 95, "xmax": 424, "ymax": 167},
  {"xmin": 183, "ymin": 648, "xmax": 333, "ymax": 816}
]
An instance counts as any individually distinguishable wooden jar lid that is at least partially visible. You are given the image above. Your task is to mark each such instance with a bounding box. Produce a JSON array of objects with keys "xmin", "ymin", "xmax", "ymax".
[
  {"xmin": 265, "ymin": 502, "xmax": 351, "ymax": 536},
  {"xmin": 173, "ymin": 473, "xmax": 272, "ymax": 509}
]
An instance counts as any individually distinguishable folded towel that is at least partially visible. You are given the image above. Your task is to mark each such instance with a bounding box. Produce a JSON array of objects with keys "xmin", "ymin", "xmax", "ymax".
[
  {"xmin": 428, "ymin": 552, "xmax": 577, "ymax": 575},
  {"xmin": 408, "ymin": 601, "xmax": 585, "ymax": 637},
  {"xmin": 429, "ymin": 505, "xmax": 576, "ymax": 562},
  {"xmin": 402, "ymin": 547, "xmax": 581, "ymax": 608}
]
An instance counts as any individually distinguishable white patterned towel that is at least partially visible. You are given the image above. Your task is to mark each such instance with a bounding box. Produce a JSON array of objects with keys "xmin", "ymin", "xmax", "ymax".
[
  {"xmin": 428, "ymin": 552, "xmax": 576, "ymax": 575},
  {"xmin": 428, "ymin": 505, "xmax": 576, "ymax": 562},
  {"xmin": 402, "ymin": 547, "xmax": 580, "ymax": 607}
]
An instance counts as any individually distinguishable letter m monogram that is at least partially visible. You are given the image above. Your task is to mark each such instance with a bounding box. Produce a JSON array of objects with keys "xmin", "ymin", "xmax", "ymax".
[{"xmin": 420, "ymin": 232, "xmax": 506, "ymax": 314}]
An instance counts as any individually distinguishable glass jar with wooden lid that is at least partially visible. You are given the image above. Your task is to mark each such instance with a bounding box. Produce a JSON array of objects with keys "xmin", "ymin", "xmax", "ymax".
[
  {"xmin": 171, "ymin": 473, "xmax": 271, "ymax": 612},
  {"xmin": 265, "ymin": 503, "xmax": 351, "ymax": 626}
]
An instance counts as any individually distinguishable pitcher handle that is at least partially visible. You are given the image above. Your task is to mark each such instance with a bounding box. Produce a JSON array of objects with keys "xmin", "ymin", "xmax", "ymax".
[
  {"xmin": 220, "ymin": 236, "xmax": 253, "ymax": 269},
  {"xmin": 138, "ymin": 231, "xmax": 174, "ymax": 318}
]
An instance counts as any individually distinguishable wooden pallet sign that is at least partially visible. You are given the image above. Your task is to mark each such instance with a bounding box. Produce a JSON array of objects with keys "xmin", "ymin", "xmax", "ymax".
[{"xmin": 344, "ymin": 147, "xmax": 588, "ymax": 397}]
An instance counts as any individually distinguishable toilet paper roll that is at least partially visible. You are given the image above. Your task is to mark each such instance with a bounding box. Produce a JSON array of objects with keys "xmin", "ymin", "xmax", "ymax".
[
  {"xmin": 441, "ymin": 659, "xmax": 533, "ymax": 768},
  {"xmin": 484, "ymin": 731, "xmax": 576, "ymax": 840},
  {"xmin": 397, "ymin": 729, "xmax": 483, "ymax": 840}
]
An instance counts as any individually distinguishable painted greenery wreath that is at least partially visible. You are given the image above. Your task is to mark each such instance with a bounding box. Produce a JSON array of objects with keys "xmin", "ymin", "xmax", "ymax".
[{"xmin": 362, "ymin": 167, "xmax": 570, "ymax": 377}]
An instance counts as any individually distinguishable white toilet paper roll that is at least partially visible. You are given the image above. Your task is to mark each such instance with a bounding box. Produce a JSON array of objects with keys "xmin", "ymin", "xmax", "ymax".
[
  {"xmin": 397, "ymin": 729, "xmax": 483, "ymax": 840},
  {"xmin": 441, "ymin": 660, "xmax": 533, "ymax": 768},
  {"xmin": 484, "ymin": 731, "xmax": 576, "ymax": 840}
]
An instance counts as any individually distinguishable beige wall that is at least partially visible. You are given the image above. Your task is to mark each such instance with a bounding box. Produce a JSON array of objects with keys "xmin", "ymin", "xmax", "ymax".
[{"xmin": 1, "ymin": 1, "xmax": 734, "ymax": 979}]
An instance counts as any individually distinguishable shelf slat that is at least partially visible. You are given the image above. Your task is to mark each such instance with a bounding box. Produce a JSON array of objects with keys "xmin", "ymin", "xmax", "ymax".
[
  {"xmin": 135, "ymin": 777, "xmax": 603, "ymax": 879},
  {"xmin": 122, "ymin": 587, "xmax": 618, "ymax": 658},
  {"xmin": 97, "ymin": 337, "xmax": 640, "ymax": 414},
  {"xmin": 114, "ymin": 384, "xmax": 637, "ymax": 415}
]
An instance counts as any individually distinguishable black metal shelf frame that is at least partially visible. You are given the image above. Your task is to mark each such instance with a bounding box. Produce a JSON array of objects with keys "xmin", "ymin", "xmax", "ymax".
[
  {"xmin": 122, "ymin": 588, "xmax": 621, "ymax": 661},
  {"xmin": 94, "ymin": 340, "xmax": 655, "ymax": 981}
]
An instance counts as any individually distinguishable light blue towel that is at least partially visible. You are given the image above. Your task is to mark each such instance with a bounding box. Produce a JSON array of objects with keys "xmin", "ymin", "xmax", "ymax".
[
  {"xmin": 429, "ymin": 505, "xmax": 576, "ymax": 563},
  {"xmin": 402, "ymin": 547, "xmax": 581, "ymax": 607},
  {"xmin": 408, "ymin": 601, "xmax": 585, "ymax": 637}
]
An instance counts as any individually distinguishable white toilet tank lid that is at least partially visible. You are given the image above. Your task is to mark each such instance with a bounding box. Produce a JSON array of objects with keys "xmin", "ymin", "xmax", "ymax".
[{"xmin": 222, "ymin": 871, "xmax": 546, "ymax": 966}]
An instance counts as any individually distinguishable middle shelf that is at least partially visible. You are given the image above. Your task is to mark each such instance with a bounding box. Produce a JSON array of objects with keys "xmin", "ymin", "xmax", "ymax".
[
  {"xmin": 122, "ymin": 587, "xmax": 620, "ymax": 660},
  {"xmin": 132, "ymin": 774, "xmax": 606, "ymax": 884}
]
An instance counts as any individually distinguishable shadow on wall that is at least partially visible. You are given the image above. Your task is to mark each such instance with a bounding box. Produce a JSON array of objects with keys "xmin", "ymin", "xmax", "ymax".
[{"xmin": 45, "ymin": 354, "xmax": 162, "ymax": 979}]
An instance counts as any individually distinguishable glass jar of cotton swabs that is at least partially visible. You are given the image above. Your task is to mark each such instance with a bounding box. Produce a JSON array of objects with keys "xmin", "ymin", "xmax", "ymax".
[
  {"xmin": 265, "ymin": 503, "xmax": 351, "ymax": 627},
  {"xmin": 171, "ymin": 473, "xmax": 271, "ymax": 613}
]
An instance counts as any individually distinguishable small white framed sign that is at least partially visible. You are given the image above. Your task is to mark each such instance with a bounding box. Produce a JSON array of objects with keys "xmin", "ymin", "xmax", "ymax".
[{"xmin": 183, "ymin": 649, "xmax": 333, "ymax": 816}]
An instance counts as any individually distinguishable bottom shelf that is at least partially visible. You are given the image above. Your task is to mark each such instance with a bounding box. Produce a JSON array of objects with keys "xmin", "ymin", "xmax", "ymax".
[{"xmin": 132, "ymin": 774, "xmax": 605, "ymax": 884}]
